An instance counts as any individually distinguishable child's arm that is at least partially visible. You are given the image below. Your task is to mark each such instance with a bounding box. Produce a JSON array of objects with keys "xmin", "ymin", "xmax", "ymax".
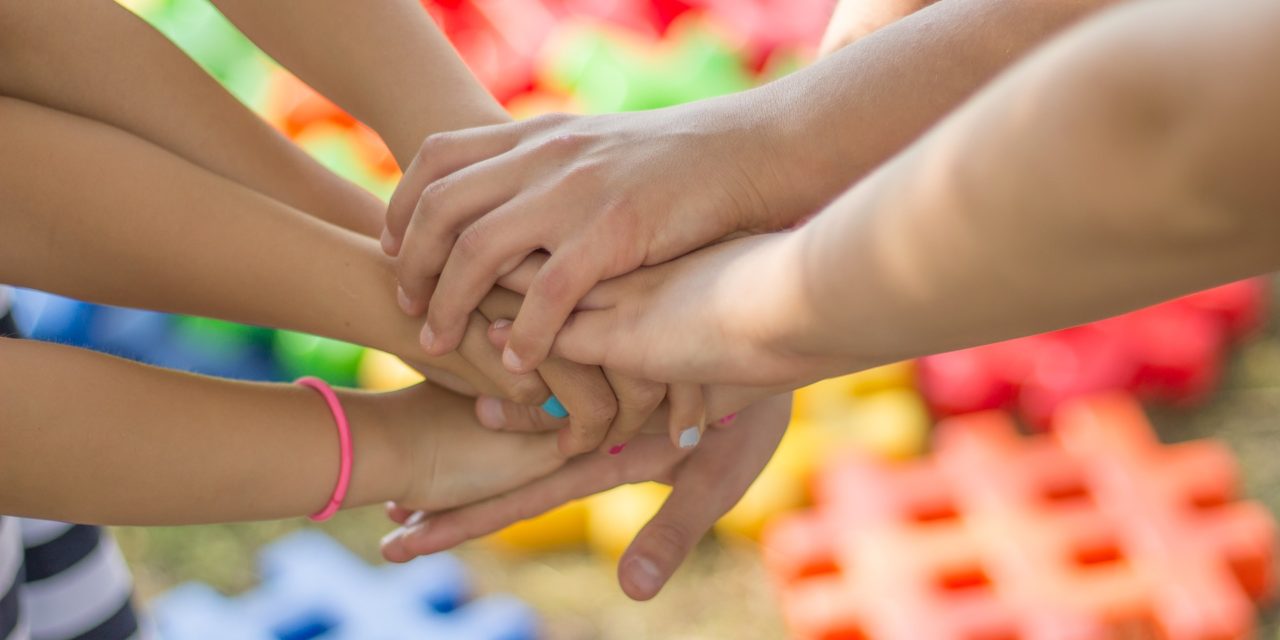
[
  {"xmin": 0, "ymin": 0, "xmax": 383, "ymax": 237},
  {"xmin": 0, "ymin": 96, "xmax": 517, "ymax": 396},
  {"xmin": 380, "ymin": 0, "xmax": 1126, "ymax": 377},
  {"xmin": 0, "ymin": 337, "xmax": 562, "ymax": 525},
  {"xmin": 0, "ymin": 1, "xmax": 573, "ymax": 403},
  {"xmin": 543, "ymin": 0, "xmax": 1280, "ymax": 387},
  {"xmin": 206, "ymin": 0, "xmax": 506, "ymax": 166}
]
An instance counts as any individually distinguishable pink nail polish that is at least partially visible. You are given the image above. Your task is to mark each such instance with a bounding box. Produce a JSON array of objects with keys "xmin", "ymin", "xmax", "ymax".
[
  {"xmin": 718, "ymin": 413, "xmax": 738, "ymax": 426},
  {"xmin": 608, "ymin": 443, "xmax": 627, "ymax": 456}
]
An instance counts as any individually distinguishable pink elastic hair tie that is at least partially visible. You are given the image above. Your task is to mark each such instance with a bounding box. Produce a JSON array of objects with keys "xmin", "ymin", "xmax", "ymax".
[{"xmin": 296, "ymin": 376, "xmax": 353, "ymax": 522}]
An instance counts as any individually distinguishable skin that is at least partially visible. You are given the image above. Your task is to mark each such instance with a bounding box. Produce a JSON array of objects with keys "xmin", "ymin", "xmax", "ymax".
[
  {"xmin": 385, "ymin": 0, "xmax": 1280, "ymax": 601},
  {"xmin": 0, "ymin": 0, "xmax": 537, "ymax": 401},
  {"xmin": 206, "ymin": 0, "xmax": 710, "ymax": 451},
  {"xmin": 535, "ymin": 0, "xmax": 1280, "ymax": 389},
  {"xmin": 0, "ymin": 337, "xmax": 562, "ymax": 525},
  {"xmin": 382, "ymin": 394, "xmax": 792, "ymax": 601},
  {"xmin": 383, "ymin": 0, "xmax": 1123, "ymax": 376},
  {"xmin": 0, "ymin": 0, "xmax": 689, "ymax": 455}
]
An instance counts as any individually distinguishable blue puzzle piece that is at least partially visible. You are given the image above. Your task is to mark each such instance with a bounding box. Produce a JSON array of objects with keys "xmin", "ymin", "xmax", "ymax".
[
  {"xmin": 151, "ymin": 531, "xmax": 540, "ymax": 640},
  {"xmin": 9, "ymin": 288, "xmax": 99, "ymax": 347}
]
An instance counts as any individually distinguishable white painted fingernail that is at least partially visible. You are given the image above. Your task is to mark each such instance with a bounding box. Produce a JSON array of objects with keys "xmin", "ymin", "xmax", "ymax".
[
  {"xmin": 380, "ymin": 527, "xmax": 406, "ymax": 547},
  {"xmin": 404, "ymin": 511, "xmax": 428, "ymax": 528},
  {"xmin": 678, "ymin": 426, "xmax": 701, "ymax": 449}
]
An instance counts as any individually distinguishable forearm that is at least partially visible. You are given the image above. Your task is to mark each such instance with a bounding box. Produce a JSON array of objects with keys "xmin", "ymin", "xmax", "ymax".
[
  {"xmin": 0, "ymin": 0, "xmax": 383, "ymax": 237},
  {"xmin": 0, "ymin": 98, "xmax": 427, "ymax": 367},
  {"xmin": 739, "ymin": 0, "xmax": 1120, "ymax": 224},
  {"xmin": 0, "ymin": 337, "xmax": 404, "ymax": 525},
  {"xmin": 209, "ymin": 0, "xmax": 508, "ymax": 166},
  {"xmin": 780, "ymin": 0, "xmax": 1280, "ymax": 371}
]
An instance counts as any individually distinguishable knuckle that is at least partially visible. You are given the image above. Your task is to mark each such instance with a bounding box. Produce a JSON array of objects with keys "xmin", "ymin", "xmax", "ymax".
[
  {"xmin": 418, "ymin": 177, "xmax": 453, "ymax": 208},
  {"xmin": 504, "ymin": 378, "xmax": 546, "ymax": 406},
  {"xmin": 453, "ymin": 222, "xmax": 491, "ymax": 261},
  {"xmin": 582, "ymin": 395, "xmax": 619, "ymax": 425},
  {"xmin": 560, "ymin": 160, "xmax": 605, "ymax": 187},
  {"xmin": 533, "ymin": 262, "xmax": 578, "ymax": 306},
  {"xmin": 417, "ymin": 132, "xmax": 453, "ymax": 162},
  {"xmin": 620, "ymin": 384, "xmax": 665, "ymax": 413},
  {"xmin": 537, "ymin": 132, "xmax": 589, "ymax": 156},
  {"xmin": 530, "ymin": 112, "xmax": 572, "ymax": 128},
  {"xmin": 642, "ymin": 520, "xmax": 693, "ymax": 557}
]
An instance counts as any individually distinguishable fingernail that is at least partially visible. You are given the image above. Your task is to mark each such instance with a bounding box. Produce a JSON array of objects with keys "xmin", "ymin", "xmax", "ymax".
[
  {"xmin": 541, "ymin": 395, "xmax": 568, "ymax": 418},
  {"xmin": 420, "ymin": 322, "xmax": 436, "ymax": 351},
  {"xmin": 717, "ymin": 413, "xmax": 738, "ymax": 426},
  {"xmin": 678, "ymin": 426, "xmax": 701, "ymax": 449},
  {"xmin": 380, "ymin": 527, "xmax": 406, "ymax": 548},
  {"xmin": 397, "ymin": 286, "xmax": 414, "ymax": 314},
  {"xmin": 380, "ymin": 228, "xmax": 397, "ymax": 255},
  {"xmin": 503, "ymin": 347, "xmax": 525, "ymax": 373},
  {"xmin": 477, "ymin": 396, "xmax": 507, "ymax": 428},
  {"xmin": 404, "ymin": 511, "xmax": 428, "ymax": 529},
  {"xmin": 608, "ymin": 443, "xmax": 627, "ymax": 456},
  {"xmin": 491, "ymin": 318, "xmax": 513, "ymax": 332},
  {"xmin": 625, "ymin": 556, "xmax": 663, "ymax": 596}
]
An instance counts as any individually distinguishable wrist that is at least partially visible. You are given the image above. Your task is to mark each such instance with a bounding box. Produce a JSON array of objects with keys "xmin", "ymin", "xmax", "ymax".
[
  {"xmin": 337, "ymin": 390, "xmax": 414, "ymax": 509},
  {"xmin": 717, "ymin": 232, "xmax": 848, "ymax": 387},
  {"xmin": 729, "ymin": 85, "xmax": 843, "ymax": 230}
]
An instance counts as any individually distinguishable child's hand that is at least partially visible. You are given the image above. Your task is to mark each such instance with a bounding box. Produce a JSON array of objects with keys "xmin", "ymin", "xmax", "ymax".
[
  {"xmin": 380, "ymin": 393, "xmax": 792, "ymax": 601},
  {"xmin": 383, "ymin": 102, "xmax": 806, "ymax": 375},
  {"xmin": 377, "ymin": 382, "xmax": 568, "ymax": 513},
  {"xmin": 504, "ymin": 233, "xmax": 845, "ymax": 389}
]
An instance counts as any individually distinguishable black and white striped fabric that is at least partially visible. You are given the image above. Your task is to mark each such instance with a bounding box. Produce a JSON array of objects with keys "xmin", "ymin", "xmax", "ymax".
[{"xmin": 1, "ymin": 292, "xmax": 145, "ymax": 640}]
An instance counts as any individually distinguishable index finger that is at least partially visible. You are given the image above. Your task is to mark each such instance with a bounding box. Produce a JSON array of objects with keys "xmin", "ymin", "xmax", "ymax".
[{"xmin": 383, "ymin": 123, "xmax": 522, "ymax": 255}]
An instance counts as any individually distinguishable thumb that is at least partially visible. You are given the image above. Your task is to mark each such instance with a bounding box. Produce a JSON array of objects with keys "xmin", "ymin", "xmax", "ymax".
[{"xmin": 616, "ymin": 480, "xmax": 726, "ymax": 601}]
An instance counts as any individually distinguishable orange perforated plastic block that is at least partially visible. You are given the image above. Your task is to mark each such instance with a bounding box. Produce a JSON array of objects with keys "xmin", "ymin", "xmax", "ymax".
[{"xmin": 762, "ymin": 393, "xmax": 1275, "ymax": 640}]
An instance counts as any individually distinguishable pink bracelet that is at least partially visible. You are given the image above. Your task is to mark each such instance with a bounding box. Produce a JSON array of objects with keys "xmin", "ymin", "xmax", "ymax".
[{"xmin": 295, "ymin": 376, "xmax": 353, "ymax": 522}]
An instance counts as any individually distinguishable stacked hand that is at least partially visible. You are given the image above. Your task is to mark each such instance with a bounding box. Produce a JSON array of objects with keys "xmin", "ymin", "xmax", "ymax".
[{"xmin": 383, "ymin": 393, "xmax": 791, "ymax": 601}]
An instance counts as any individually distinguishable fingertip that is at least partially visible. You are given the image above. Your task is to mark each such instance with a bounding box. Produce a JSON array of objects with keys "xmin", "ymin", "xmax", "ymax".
[
  {"xmin": 381, "ymin": 227, "xmax": 401, "ymax": 256},
  {"xmin": 556, "ymin": 427, "xmax": 577, "ymax": 457},
  {"xmin": 420, "ymin": 320, "xmax": 462, "ymax": 356},
  {"xmin": 476, "ymin": 396, "xmax": 507, "ymax": 429},
  {"xmin": 488, "ymin": 319, "xmax": 513, "ymax": 349},
  {"xmin": 502, "ymin": 346, "xmax": 535, "ymax": 374},
  {"xmin": 619, "ymin": 555, "xmax": 665, "ymax": 601},
  {"xmin": 539, "ymin": 395, "xmax": 568, "ymax": 419}
]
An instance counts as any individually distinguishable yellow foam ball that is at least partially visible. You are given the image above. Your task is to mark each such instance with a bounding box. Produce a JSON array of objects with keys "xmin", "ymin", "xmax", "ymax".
[
  {"xmin": 356, "ymin": 350, "xmax": 424, "ymax": 391},
  {"xmin": 715, "ymin": 422, "xmax": 820, "ymax": 540},
  {"xmin": 586, "ymin": 483, "xmax": 670, "ymax": 560},
  {"xmin": 845, "ymin": 361, "xmax": 917, "ymax": 397},
  {"xmin": 792, "ymin": 377, "xmax": 858, "ymax": 423},
  {"xmin": 489, "ymin": 500, "xmax": 589, "ymax": 554},
  {"xmin": 839, "ymin": 388, "xmax": 931, "ymax": 461}
]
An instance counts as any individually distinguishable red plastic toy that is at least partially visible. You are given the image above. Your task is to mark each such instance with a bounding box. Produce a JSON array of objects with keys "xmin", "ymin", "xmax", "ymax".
[
  {"xmin": 763, "ymin": 393, "xmax": 1275, "ymax": 640},
  {"xmin": 918, "ymin": 279, "xmax": 1270, "ymax": 429}
]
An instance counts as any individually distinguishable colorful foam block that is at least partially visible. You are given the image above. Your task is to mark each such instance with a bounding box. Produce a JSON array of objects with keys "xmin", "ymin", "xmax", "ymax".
[
  {"xmin": 273, "ymin": 331, "xmax": 366, "ymax": 388},
  {"xmin": 762, "ymin": 393, "xmax": 1275, "ymax": 640},
  {"xmin": 918, "ymin": 279, "xmax": 1269, "ymax": 428},
  {"xmin": 151, "ymin": 530, "xmax": 539, "ymax": 640}
]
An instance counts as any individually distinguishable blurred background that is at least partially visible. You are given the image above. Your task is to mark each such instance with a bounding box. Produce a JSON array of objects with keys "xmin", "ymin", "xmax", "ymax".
[{"xmin": 8, "ymin": 0, "xmax": 1278, "ymax": 638}]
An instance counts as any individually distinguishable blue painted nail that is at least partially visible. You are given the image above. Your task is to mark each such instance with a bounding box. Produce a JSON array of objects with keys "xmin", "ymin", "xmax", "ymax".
[{"xmin": 541, "ymin": 395, "xmax": 568, "ymax": 418}]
